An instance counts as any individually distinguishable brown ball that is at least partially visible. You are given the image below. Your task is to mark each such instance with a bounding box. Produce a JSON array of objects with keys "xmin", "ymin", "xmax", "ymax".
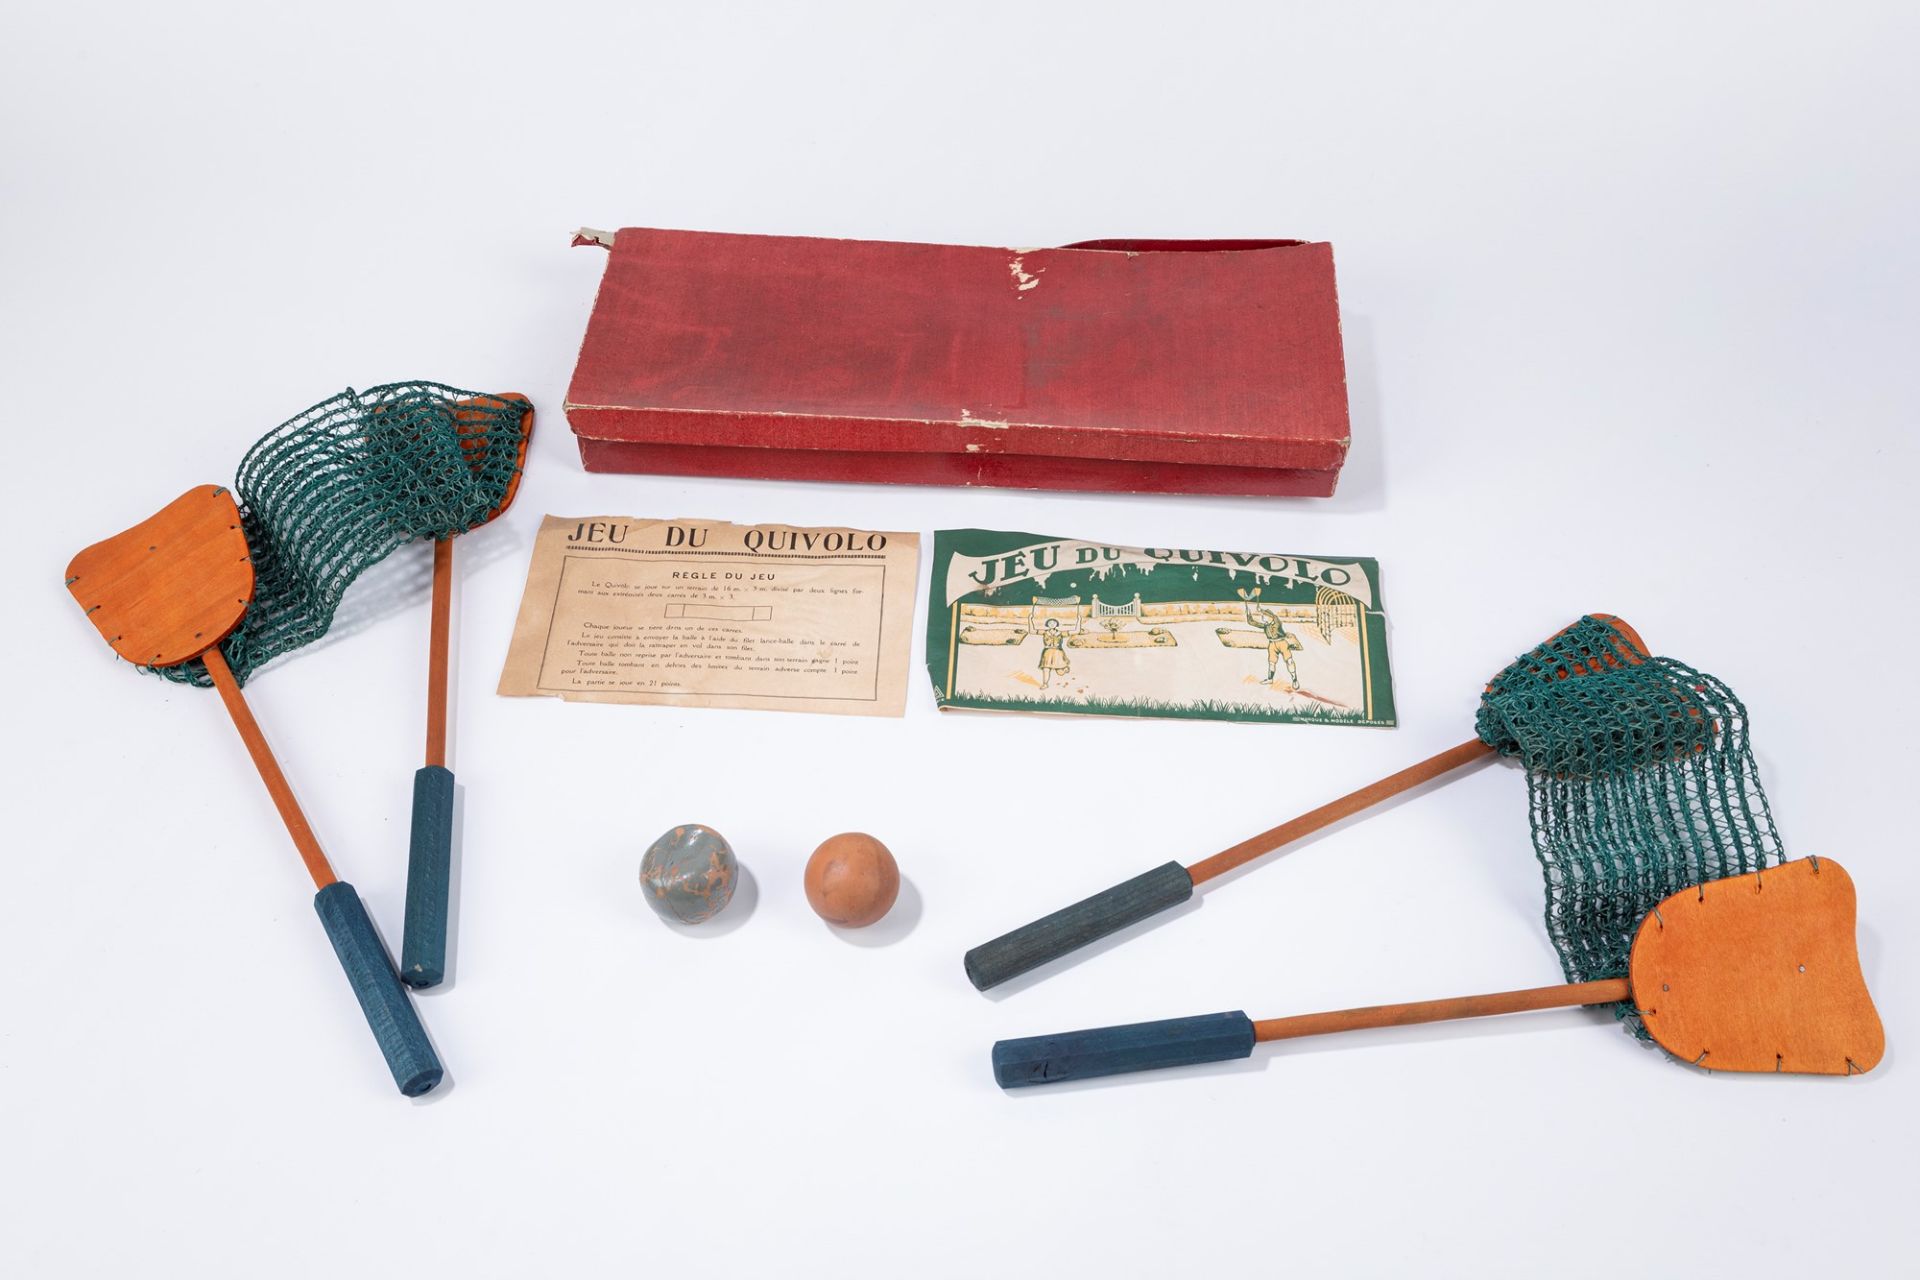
[{"xmin": 804, "ymin": 832, "xmax": 900, "ymax": 928}]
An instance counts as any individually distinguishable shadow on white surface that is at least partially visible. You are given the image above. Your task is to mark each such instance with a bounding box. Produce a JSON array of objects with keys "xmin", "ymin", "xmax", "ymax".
[
  {"xmin": 827, "ymin": 874, "xmax": 922, "ymax": 947},
  {"xmin": 1331, "ymin": 313, "xmax": 1384, "ymax": 513}
]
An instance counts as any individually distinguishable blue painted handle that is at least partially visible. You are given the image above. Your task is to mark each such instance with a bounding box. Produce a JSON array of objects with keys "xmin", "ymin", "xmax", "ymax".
[
  {"xmin": 314, "ymin": 881, "xmax": 445, "ymax": 1097},
  {"xmin": 965, "ymin": 861, "xmax": 1194, "ymax": 991},
  {"xmin": 401, "ymin": 765, "xmax": 455, "ymax": 989},
  {"xmin": 993, "ymin": 1011, "xmax": 1255, "ymax": 1088}
]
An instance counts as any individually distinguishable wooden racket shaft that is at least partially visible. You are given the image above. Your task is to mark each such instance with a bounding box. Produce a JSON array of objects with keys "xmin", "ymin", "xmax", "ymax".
[
  {"xmin": 68, "ymin": 486, "xmax": 443, "ymax": 1096},
  {"xmin": 963, "ymin": 615, "xmax": 1646, "ymax": 991},
  {"xmin": 401, "ymin": 393, "xmax": 532, "ymax": 990},
  {"xmin": 992, "ymin": 859, "xmax": 1883, "ymax": 1087}
]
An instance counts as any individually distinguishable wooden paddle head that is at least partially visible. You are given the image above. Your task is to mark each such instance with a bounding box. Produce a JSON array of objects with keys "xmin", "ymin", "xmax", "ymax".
[
  {"xmin": 1481, "ymin": 614, "xmax": 1647, "ymax": 695},
  {"xmin": 451, "ymin": 392, "xmax": 534, "ymax": 522},
  {"xmin": 1586, "ymin": 612, "xmax": 1644, "ymax": 659},
  {"xmin": 1630, "ymin": 858, "xmax": 1883, "ymax": 1075},
  {"xmin": 66, "ymin": 485, "xmax": 253, "ymax": 667}
]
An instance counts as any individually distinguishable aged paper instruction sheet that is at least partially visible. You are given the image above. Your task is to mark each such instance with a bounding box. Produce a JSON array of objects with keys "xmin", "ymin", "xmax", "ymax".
[{"xmin": 499, "ymin": 516, "xmax": 919, "ymax": 716}]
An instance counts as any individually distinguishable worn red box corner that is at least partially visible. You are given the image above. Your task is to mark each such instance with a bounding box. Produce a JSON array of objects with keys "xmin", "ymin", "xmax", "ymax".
[{"xmin": 565, "ymin": 227, "xmax": 1351, "ymax": 497}]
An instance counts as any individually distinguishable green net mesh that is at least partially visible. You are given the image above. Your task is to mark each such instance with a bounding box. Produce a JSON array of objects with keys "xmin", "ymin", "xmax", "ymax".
[
  {"xmin": 157, "ymin": 381, "xmax": 529, "ymax": 687},
  {"xmin": 1475, "ymin": 616, "xmax": 1785, "ymax": 994}
]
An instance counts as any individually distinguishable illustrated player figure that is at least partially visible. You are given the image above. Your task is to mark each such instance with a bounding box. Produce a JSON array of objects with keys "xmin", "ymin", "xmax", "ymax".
[
  {"xmin": 1037, "ymin": 618, "xmax": 1072, "ymax": 687},
  {"xmin": 1240, "ymin": 588, "xmax": 1300, "ymax": 688}
]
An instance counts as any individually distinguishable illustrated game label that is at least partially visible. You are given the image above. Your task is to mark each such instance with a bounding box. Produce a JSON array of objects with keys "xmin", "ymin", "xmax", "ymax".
[{"xmin": 926, "ymin": 529, "xmax": 1394, "ymax": 726}]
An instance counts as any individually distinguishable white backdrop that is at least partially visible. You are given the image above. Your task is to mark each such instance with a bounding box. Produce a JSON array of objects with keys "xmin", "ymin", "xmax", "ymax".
[{"xmin": 3, "ymin": 4, "xmax": 1914, "ymax": 1276}]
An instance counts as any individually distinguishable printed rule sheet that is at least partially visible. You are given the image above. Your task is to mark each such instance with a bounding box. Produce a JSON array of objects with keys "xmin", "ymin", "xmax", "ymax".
[{"xmin": 499, "ymin": 516, "xmax": 919, "ymax": 716}]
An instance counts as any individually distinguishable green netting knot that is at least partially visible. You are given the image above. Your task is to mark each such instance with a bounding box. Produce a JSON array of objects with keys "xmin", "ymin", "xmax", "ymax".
[
  {"xmin": 1476, "ymin": 617, "xmax": 1785, "ymax": 1018},
  {"xmin": 154, "ymin": 381, "xmax": 528, "ymax": 687}
]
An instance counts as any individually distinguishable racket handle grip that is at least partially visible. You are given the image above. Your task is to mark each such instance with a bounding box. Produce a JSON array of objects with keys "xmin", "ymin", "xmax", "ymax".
[
  {"xmin": 400, "ymin": 765, "xmax": 455, "ymax": 989},
  {"xmin": 315, "ymin": 881, "xmax": 445, "ymax": 1097},
  {"xmin": 964, "ymin": 861, "xmax": 1193, "ymax": 991},
  {"xmin": 993, "ymin": 1011, "xmax": 1256, "ymax": 1088}
]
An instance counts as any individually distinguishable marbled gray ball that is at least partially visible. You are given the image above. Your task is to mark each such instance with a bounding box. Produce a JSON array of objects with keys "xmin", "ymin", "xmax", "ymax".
[{"xmin": 640, "ymin": 824, "xmax": 739, "ymax": 925}]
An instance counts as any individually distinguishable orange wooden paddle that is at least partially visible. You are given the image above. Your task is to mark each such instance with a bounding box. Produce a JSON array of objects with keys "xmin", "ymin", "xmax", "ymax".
[
  {"xmin": 67, "ymin": 485, "xmax": 443, "ymax": 1096},
  {"xmin": 401, "ymin": 393, "xmax": 532, "ymax": 989},
  {"xmin": 995, "ymin": 857, "xmax": 1884, "ymax": 1086}
]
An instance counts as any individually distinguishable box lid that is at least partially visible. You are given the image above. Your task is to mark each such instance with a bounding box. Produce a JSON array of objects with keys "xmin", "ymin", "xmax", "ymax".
[{"xmin": 565, "ymin": 228, "xmax": 1350, "ymax": 475}]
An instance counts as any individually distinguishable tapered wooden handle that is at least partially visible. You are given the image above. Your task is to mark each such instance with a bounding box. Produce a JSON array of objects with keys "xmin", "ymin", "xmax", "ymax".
[
  {"xmin": 993, "ymin": 980, "xmax": 1633, "ymax": 1089},
  {"xmin": 1185, "ymin": 738, "xmax": 1493, "ymax": 884},
  {"xmin": 405, "ymin": 537, "xmax": 456, "ymax": 989},
  {"xmin": 963, "ymin": 739, "xmax": 1492, "ymax": 992},
  {"xmin": 202, "ymin": 645, "xmax": 337, "ymax": 890},
  {"xmin": 1251, "ymin": 979, "xmax": 1632, "ymax": 1042},
  {"xmin": 400, "ymin": 765, "xmax": 455, "ymax": 989},
  {"xmin": 964, "ymin": 861, "xmax": 1194, "ymax": 991},
  {"xmin": 315, "ymin": 881, "xmax": 445, "ymax": 1097},
  {"xmin": 994, "ymin": 1011, "xmax": 1255, "ymax": 1088},
  {"xmin": 425, "ymin": 536, "xmax": 452, "ymax": 768}
]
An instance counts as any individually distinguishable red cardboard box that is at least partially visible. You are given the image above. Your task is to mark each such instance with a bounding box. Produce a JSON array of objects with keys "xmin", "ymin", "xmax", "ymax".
[{"xmin": 565, "ymin": 228, "xmax": 1350, "ymax": 496}]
